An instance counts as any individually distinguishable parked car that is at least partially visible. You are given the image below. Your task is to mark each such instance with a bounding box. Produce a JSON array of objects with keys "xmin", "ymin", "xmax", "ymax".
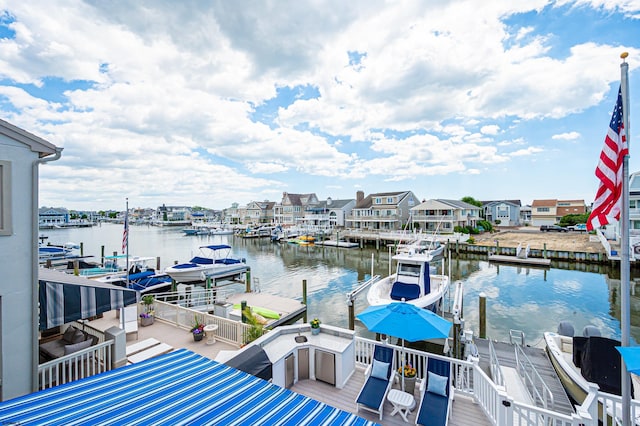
[
  {"xmin": 540, "ymin": 225, "xmax": 568, "ymax": 232},
  {"xmin": 567, "ymin": 224, "xmax": 587, "ymax": 232}
]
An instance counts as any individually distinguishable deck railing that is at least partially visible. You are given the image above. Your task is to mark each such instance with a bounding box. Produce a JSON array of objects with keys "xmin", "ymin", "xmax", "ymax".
[
  {"xmin": 37, "ymin": 340, "xmax": 113, "ymax": 390},
  {"xmin": 488, "ymin": 339, "xmax": 505, "ymax": 389},
  {"xmin": 152, "ymin": 299, "xmax": 251, "ymax": 346}
]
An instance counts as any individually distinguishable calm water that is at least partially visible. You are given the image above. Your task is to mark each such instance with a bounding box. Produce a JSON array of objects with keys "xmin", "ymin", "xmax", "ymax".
[{"xmin": 44, "ymin": 223, "xmax": 640, "ymax": 346}]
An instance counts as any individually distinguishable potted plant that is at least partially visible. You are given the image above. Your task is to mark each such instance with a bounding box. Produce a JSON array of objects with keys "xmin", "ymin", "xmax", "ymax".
[
  {"xmin": 310, "ymin": 318, "xmax": 321, "ymax": 335},
  {"xmin": 242, "ymin": 308, "xmax": 264, "ymax": 345},
  {"xmin": 191, "ymin": 315, "xmax": 205, "ymax": 341},
  {"xmin": 139, "ymin": 295, "xmax": 155, "ymax": 326},
  {"xmin": 397, "ymin": 363, "xmax": 417, "ymax": 394}
]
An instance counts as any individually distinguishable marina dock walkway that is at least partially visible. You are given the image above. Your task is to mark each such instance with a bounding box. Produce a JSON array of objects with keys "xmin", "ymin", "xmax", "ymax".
[{"xmin": 475, "ymin": 338, "xmax": 574, "ymax": 415}]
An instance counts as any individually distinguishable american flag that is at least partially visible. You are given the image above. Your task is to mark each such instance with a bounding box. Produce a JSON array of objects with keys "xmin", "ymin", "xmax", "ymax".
[
  {"xmin": 122, "ymin": 211, "xmax": 128, "ymax": 254},
  {"xmin": 587, "ymin": 87, "xmax": 627, "ymax": 231}
]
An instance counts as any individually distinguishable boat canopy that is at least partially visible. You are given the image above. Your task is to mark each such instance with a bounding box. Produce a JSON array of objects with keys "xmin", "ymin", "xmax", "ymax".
[{"xmin": 201, "ymin": 244, "xmax": 232, "ymax": 250}]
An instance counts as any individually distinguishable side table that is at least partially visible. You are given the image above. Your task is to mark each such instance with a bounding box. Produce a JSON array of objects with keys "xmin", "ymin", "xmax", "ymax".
[
  {"xmin": 204, "ymin": 324, "xmax": 218, "ymax": 345},
  {"xmin": 387, "ymin": 388, "xmax": 416, "ymax": 422}
]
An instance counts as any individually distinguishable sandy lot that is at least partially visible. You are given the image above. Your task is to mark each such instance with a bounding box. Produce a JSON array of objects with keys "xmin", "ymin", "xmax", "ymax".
[{"xmin": 471, "ymin": 228, "xmax": 606, "ymax": 253}]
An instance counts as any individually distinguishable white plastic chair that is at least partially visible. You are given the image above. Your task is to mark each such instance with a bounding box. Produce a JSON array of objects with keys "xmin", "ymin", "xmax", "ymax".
[{"xmin": 120, "ymin": 305, "xmax": 139, "ymax": 340}]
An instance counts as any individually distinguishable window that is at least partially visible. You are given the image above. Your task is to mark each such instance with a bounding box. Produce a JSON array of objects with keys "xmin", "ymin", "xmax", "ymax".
[
  {"xmin": 537, "ymin": 207, "xmax": 550, "ymax": 212},
  {"xmin": 375, "ymin": 197, "xmax": 381, "ymax": 204},
  {"xmin": 0, "ymin": 161, "xmax": 11, "ymax": 236},
  {"xmin": 386, "ymin": 197, "xmax": 393, "ymax": 204}
]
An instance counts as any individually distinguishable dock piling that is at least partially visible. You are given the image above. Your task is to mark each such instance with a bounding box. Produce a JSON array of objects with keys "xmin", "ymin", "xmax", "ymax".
[
  {"xmin": 302, "ymin": 279, "xmax": 308, "ymax": 322},
  {"xmin": 245, "ymin": 268, "xmax": 251, "ymax": 293},
  {"xmin": 80, "ymin": 242, "xmax": 84, "ymax": 257},
  {"xmin": 479, "ymin": 292, "xmax": 487, "ymax": 339}
]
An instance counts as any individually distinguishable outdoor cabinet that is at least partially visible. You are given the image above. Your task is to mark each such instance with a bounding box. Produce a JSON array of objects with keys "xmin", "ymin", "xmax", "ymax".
[
  {"xmin": 285, "ymin": 353, "xmax": 295, "ymax": 388},
  {"xmin": 298, "ymin": 348, "xmax": 309, "ymax": 381}
]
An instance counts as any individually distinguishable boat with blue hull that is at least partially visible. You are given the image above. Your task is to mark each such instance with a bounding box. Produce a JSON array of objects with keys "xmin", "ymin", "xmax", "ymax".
[{"xmin": 164, "ymin": 244, "xmax": 248, "ymax": 283}]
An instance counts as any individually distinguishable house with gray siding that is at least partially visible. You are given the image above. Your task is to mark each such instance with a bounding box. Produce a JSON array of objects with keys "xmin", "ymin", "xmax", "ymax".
[
  {"xmin": 346, "ymin": 190, "xmax": 418, "ymax": 230},
  {"xmin": 0, "ymin": 118, "xmax": 61, "ymax": 399},
  {"xmin": 481, "ymin": 200, "xmax": 522, "ymax": 226}
]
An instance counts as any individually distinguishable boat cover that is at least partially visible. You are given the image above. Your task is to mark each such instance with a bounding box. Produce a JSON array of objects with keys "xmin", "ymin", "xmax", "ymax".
[
  {"xmin": 224, "ymin": 344, "xmax": 273, "ymax": 381},
  {"xmin": 575, "ymin": 336, "xmax": 622, "ymax": 396},
  {"xmin": 38, "ymin": 267, "xmax": 137, "ymax": 330},
  {"xmin": 0, "ymin": 349, "xmax": 373, "ymax": 425}
]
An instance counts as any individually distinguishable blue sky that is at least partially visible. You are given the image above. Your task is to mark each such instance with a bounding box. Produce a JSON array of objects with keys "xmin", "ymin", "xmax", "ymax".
[{"xmin": 0, "ymin": 1, "xmax": 639, "ymax": 211}]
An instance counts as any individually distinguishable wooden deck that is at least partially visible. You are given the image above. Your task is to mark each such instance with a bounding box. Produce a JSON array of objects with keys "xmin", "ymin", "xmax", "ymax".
[
  {"xmin": 86, "ymin": 311, "xmax": 493, "ymax": 425},
  {"xmin": 291, "ymin": 368, "xmax": 492, "ymax": 425}
]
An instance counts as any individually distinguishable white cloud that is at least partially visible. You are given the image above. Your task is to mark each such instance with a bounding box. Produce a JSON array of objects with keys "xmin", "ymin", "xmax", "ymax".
[{"xmin": 552, "ymin": 131, "xmax": 581, "ymax": 141}]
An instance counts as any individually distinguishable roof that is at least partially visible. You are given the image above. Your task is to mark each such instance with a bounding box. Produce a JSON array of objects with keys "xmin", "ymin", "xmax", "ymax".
[
  {"xmin": 412, "ymin": 199, "xmax": 479, "ymax": 210},
  {"xmin": 0, "ymin": 118, "xmax": 59, "ymax": 157},
  {"xmin": 0, "ymin": 349, "xmax": 375, "ymax": 425},
  {"xmin": 354, "ymin": 191, "xmax": 409, "ymax": 209},
  {"xmin": 481, "ymin": 200, "xmax": 522, "ymax": 207},
  {"xmin": 531, "ymin": 199, "xmax": 557, "ymax": 207}
]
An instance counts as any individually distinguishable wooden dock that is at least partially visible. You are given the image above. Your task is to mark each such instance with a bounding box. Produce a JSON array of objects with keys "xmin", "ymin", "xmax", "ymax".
[
  {"xmin": 474, "ymin": 338, "xmax": 574, "ymax": 415},
  {"xmin": 488, "ymin": 253, "xmax": 551, "ymax": 267},
  {"xmin": 314, "ymin": 240, "xmax": 359, "ymax": 248}
]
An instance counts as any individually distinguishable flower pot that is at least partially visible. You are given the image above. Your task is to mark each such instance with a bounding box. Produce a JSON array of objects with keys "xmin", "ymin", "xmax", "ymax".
[
  {"xmin": 140, "ymin": 316, "xmax": 154, "ymax": 327},
  {"xmin": 193, "ymin": 332, "xmax": 203, "ymax": 342},
  {"xmin": 401, "ymin": 376, "xmax": 416, "ymax": 395},
  {"xmin": 311, "ymin": 327, "xmax": 320, "ymax": 335}
]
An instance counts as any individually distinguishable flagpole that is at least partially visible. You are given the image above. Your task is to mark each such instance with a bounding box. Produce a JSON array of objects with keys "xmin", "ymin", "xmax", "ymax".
[
  {"xmin": 620, "ymin": 51, "xmax": 631, "ymax": 426},
  {"xmin": 125, "ymin": 198, "xmax": 130, "ymax": 289}
]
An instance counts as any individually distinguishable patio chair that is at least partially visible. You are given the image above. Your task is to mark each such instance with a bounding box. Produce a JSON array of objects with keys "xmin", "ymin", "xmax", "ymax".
[
  {"xmin": 120, "ymin": 304, "xmax": 139, "ymax": 340},
  {"xmin": 355, "ymin": 344, "xmax": 395, "ymax": 420},
  {"xmin": 415, "ymin": 357, "xmax": 453, "ymax": 426}
]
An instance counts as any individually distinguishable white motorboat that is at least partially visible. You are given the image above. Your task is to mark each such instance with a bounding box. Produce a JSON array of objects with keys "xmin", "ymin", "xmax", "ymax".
[
  {"xmin": 38, "ymin": 242, "xmax": 79, "ymax": 261},
  {"xmin": 164, "ymin": 244, "xmax": 247, "ymax": 283},
  {"xmin": 366, "ymin": 251, "xmax": 449, "ymax": 310},
  {"xmin": 544, "ymin": 322, "xmax": 634, "ymax": 423},
  {"xmin": 95, "ymin": 256, "xmax": 172, "ymax": 294}
]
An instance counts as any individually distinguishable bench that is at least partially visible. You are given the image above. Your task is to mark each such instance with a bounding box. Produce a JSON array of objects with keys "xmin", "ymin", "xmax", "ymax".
[
  {"xmin": 126, "ymin": 338, "xmax": 160, "ymax": 357},
  {"xmin": 127, "ymin": 343, "xmax": 173, "ymax": 364}
]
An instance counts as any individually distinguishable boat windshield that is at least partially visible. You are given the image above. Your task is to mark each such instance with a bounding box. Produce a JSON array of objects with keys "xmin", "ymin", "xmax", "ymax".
[{"xmin": 398, "ymin": 263, "xmax": 421, "ymax": 277}]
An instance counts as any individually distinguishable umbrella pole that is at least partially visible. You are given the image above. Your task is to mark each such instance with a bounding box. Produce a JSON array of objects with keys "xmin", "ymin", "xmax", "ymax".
[{"xmin": 402, "ymin": 339, "xmax": 405, "ymax": 392}]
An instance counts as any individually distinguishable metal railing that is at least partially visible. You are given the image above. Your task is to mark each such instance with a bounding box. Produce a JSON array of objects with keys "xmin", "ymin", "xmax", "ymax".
[
  {"xmin": 514, "ymin": 343, "xmax": 554, "ymax": 411},
  {"xmin": 488, "ymin": 339, "xmax": 505, "ymax": 388}
]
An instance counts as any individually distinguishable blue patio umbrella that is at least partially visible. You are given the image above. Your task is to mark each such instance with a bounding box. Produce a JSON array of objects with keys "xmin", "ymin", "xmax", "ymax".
[
  {"xmin": 357, "ymin": 301, "xmax": 452, "ymax": 391},
  {"xmin": 616, "ymin": 346, "xmax": 640, "ymax": 375}
]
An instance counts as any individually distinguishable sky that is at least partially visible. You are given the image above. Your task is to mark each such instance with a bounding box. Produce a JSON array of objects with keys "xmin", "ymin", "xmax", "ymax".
[{"xmin": 1, "ymin": 1, "xmax": 639, "ymax": 211}]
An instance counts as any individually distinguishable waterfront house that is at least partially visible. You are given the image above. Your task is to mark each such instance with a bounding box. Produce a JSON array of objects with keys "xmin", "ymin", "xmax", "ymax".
[
  {"xmin": 299, "ymin": 197, "xmax": 355, "ymax": 229},
  {"xmin": 0, "ymin": 118, "xmax": 61, "ymax": 399},
  {"xmin": 520, "ymin": 204, "xmax": 532, "ymax": 225},
  {"xmin": 346, "ymin": 190, "xmax": 418, "ymax": 231},
  {"xmin": 275, "ymin": 192, "xmax": 319, "ymax": 226},
  {"xmin": 531, "ymin": 199, "xmax": 586, "ymax": 226},
  {"xmin": 245, "ymin": 200, "xmax": 275, "ymax": 225},
  {"xmin": 153, "ymin": 204, "xmax": 193, "ymax": 226},
  {"xmin": 222, "ymin": 202, "xmax": 242, "ymax": 224},
  {"xmin": 481, "ymin": 200, "xmax": 522, "ymax": 226},
  {"xmin": 38, "ymin": 206, "xmax": 69, "ymax": 228},
  {"xmin": 410, "ymin": 199, "xmax": 480, "ymax": 233}
]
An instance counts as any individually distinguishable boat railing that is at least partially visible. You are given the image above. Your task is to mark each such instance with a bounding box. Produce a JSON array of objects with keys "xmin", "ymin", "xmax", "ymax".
[
  {"xmin": 488, "ymin": 338, "xmax": 505, "ymax": 388},
  {"xmin": 514, "ymin": 342, "xmax": 554, "ymax": 411}
]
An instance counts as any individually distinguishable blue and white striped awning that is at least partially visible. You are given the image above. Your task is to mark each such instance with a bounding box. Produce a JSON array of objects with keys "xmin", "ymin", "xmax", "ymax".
[
  {"xmin": 38, "ymin": 267, "xmax": 137, "ymax": 330},
  {"xmin": 0, "ymin": 349, "xmax": 377, "ymax": 425}
]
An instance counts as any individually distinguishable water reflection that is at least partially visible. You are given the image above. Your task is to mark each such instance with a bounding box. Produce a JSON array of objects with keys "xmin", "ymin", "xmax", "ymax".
[{"xmin": 43, "ymin": 224, "xmax": 639, "ymax": 346}]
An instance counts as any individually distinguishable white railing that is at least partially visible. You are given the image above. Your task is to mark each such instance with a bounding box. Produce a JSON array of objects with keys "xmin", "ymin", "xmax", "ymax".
[
  {"xmin": 152, "ymin": 299, "xmax": 251, "ymax": 346},
  {"xmin": 38, "ymin": 340, "xmax": 113, "ymax": 390}
]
